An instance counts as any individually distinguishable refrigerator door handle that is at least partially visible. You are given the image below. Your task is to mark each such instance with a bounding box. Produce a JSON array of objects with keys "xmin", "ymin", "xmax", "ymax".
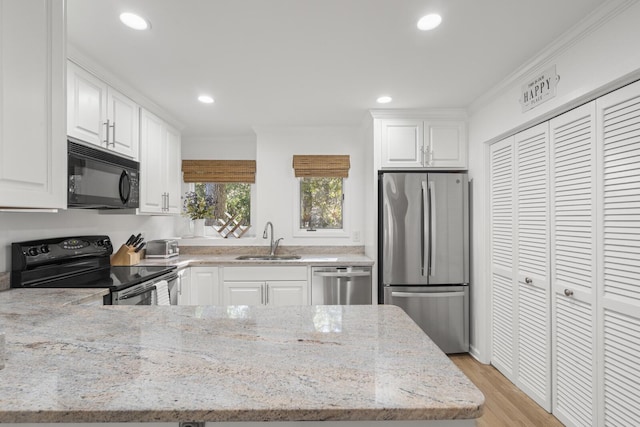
[
  {"xmin": 428, "ymin": 181, "xmax": 436, "ymax": 277},
  {"xmin": 391, "ymin": 291, "xmax": 466, "ymax": 298},
  {"xmin": 421, "ymin": 181, "xmax": 428, "ymax": 277}
]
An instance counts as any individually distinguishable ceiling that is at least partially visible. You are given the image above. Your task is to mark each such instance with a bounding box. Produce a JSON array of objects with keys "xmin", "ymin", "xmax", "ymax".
[{"xmin": 67, "ymin": 0, "xmax": 605, "ymax": 138}]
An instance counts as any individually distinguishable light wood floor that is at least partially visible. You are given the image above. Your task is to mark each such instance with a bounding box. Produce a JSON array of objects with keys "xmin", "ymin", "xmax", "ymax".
[{"xmin": 450, "ymin": 354, "xmax": 564, "ymax": 427}]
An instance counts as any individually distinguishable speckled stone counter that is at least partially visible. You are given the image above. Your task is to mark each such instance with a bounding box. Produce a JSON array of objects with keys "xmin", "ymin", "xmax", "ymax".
[
  {"xmin": 138, "ymin": 253, "xmax": 374, "ymax": 269},
  {"xmin": 0, "ymin": 288, "xmax": 109, "ymax": 306},
  {"xmin": 0, "ymin": 304, "xmax": 483, "ymax": 423}
]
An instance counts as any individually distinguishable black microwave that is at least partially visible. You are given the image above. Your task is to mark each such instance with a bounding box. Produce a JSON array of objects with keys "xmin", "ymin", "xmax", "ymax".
[{"xmin": 68, "ymin": 139, "xmax": 139, "ymax": 209}]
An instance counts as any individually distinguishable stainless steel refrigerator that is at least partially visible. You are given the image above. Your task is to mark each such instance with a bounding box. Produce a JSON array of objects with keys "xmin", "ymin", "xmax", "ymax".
[{"xmin": 379, "ymin": 171, "xmax": 469, "ymax": 353}]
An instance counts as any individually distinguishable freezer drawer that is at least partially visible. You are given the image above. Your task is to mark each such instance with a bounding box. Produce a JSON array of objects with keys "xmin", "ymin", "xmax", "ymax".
[
  {"xmin": 311, "ymin": 266, "xmax": 372, "ymax": 305},
  {"xmin": 384, "ymin": 285, "xmax": 469, "ymax": 353}
]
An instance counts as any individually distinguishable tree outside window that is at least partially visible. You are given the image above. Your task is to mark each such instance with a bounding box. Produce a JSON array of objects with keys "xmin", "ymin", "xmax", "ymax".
[
  {"xmin": 194, "ymin": 182, "xmax": 251, "ymax": 227},
  {"xmin": 299, "ymin": 177, "xmax": 343, "ymax": 230}
]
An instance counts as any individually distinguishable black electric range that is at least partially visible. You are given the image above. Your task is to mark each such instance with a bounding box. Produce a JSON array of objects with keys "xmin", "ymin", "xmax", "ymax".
[{"xmin": 10, "ymin": 236, "xmax": 177, "ymax": 304}]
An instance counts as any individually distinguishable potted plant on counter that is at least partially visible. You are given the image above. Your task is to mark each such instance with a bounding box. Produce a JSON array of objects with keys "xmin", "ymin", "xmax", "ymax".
[{"xmin": 183, "ymin": 190, "xmax": 215, "ymax": 237}]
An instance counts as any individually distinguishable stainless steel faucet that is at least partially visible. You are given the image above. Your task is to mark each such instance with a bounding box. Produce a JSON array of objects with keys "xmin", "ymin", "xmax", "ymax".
[{"xmin": 263, "ymin": 221, "xmax": 283, "ymax": 256}]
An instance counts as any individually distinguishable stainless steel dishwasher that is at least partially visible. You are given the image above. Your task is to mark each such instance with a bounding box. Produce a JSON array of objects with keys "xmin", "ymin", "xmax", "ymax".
[{"xmin": 311, "ymin": 266, "xmax": 372, "ymax": 305}]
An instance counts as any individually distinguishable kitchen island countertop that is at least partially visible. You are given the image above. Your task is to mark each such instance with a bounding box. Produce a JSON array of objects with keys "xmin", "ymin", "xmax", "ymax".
[{"xmin": 0, "ymin": 300, "xmax": 483, "ymax": 424}]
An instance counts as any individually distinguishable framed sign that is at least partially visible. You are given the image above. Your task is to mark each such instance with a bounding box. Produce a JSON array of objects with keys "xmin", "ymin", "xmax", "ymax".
[{"xmin": 520, "ymin": 65, "xmax": 559, "ymax": 112}]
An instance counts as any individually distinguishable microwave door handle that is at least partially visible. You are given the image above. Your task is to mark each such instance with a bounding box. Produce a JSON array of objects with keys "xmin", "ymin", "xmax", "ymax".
[{"xmin": 119, "ymin": 170, "xmax": 131, "ymax": 204}]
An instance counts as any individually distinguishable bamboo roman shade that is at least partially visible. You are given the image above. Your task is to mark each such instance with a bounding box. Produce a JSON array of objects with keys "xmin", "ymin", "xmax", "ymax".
[
  {"xmin": 181, "ymin": 160, "xmax": 256, "ymax": 183},
  {"xmin": 292, "ymin": 155, "xmax": 350, "ymax": 178}
]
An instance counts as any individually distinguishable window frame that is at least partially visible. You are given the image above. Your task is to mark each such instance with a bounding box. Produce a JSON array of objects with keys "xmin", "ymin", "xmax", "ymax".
[
  {"xmin": 183, "ymin": 181, "xmax": 257, "ymax": 238},
  {"xmin": 292, "ymin": 176, "xmax": 350, "ymax": 238}
]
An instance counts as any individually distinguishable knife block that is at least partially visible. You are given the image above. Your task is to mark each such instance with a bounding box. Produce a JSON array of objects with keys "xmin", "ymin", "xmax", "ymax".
[{"xmin": 110, "ymin": 245, "xmax": 141, "ymax": 266}]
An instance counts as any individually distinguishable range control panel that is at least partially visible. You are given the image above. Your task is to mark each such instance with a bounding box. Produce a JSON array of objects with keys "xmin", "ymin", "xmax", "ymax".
[{"xmin": 11, "ymin": 235, "xmax": 113, "ymax": 270}]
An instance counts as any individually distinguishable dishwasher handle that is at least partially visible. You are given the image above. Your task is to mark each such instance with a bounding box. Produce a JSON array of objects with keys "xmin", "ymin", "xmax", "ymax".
[
  {"xmin": 391, "ymin": 291, "xmax": 466, "ymax": 298},
  {"xmin": 313, "ymin": 271, "xmax": 371, "ymax": 278}
]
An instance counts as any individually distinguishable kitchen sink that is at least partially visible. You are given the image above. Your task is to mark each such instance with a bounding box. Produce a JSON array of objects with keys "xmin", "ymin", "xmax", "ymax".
[{"xmin": 235, "ymin": 255, "xmax": 302, "ymax": 261}]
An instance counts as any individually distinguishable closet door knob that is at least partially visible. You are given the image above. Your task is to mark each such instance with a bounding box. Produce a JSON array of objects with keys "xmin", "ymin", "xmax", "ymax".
[
  {"xmin": 564, "ymin": 289, "xmax": 574, "ymax": 297},
  {"xmin": 524, "ymin": 277, "xmax": 533, "ymax": 284}
]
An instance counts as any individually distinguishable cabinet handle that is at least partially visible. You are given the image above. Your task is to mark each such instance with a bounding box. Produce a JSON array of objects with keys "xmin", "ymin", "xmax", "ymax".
[
  {"xmin": 524, "ymin": 277, "xmax": 533, "ymax": 284},
  {"xmin": 103, "ymin": 119, "xmax": 110, "ymax": 146},
  {"xmin": 265, "ymin": 284, "xmax": 269, "ymax": 305},
  {"xmin": 109, "ymin": 122, "xmax": 116, "ymax": 147},
  {"xmin": 166, "ymin": 193, "xmax": 170, "ymax": 211},
  {"xmin": 564, "ymin": 289, "xmax": 574, "ymax": 297}
]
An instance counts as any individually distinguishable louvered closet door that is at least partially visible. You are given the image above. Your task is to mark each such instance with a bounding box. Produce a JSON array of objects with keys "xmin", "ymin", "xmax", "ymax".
[
  {"xmin": 490, "ymin": 136, "xmax": 517, "ymax": 380},
  {"xmin": 549, "ymin": 102, "xmax": 597, "ymax": 427},
  {"xmin": 597, "ymin": 80, "xmax": 640, "ymax": 427},
  {"xmin": 514, "ymin": 122, "xmax": 551, "ymax": 411}
]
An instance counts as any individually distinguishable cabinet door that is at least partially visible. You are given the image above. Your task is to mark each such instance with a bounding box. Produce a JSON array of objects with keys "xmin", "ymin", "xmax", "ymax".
[
  {"xmin": 550, "ymin": 102, "xmax": 597, "ymax": 427},
  {"xmin": 67, "ymin": 61, "xmax": 107, "ymax": 147},
  {"xmin": 165, "ymin": 125, "xmax": 182, "ymax": 214},
  {"xmin": 596, "ymin": 80, "xmax": 640, "ymax": 427},
  {"xmin": 489, "ymin": 136, "xmax": 516, "ymax": 379},
  {"xmin": 139, "ymin": 109, "xmax": 165, "ymax": 213},
  {"xmin": 514, "ymin": 122, "xmax": 551, "ymax": 411},
  {"xmin": 380, "ymin": 119, "xmax": 424, "ymax": 168},
  {"xmin": 107, "ymin": 87, "xmax": 139, "ymax": 159},
  {"xmin": 222, "ymin": 282, "xmax": 264, "ymax": 306},
  {"xmin": 425, "ymin": 121, "xmax": 467, "ymax": 169},
  {"xmin": 267, "ymin": 281, "xmax": 308, "ymax": 306},
  {"xmin": 177, "ymin": 267, "xmax": 192, "ymax": 305},
  {"xmin": 190, "ymin": 267, "xmax": 219, "ymax": 305},
  {"xmin": 0, "ymin": 0, "xmax": 66, "ymax": 209}
]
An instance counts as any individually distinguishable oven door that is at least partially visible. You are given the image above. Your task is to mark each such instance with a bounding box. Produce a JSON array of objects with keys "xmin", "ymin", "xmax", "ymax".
[{"xmin": 112, "ymin": 282, "xmax": 157, "ymax": 305}]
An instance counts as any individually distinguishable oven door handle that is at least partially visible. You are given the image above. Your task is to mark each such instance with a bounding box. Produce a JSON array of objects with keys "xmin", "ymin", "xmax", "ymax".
[{"xmin": 119, "ymin": 285, "xmax": 157, "ymax": 300}]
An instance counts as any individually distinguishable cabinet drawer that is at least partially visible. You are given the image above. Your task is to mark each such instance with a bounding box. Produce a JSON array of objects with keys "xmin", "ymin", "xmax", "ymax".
[{"xmin": 224, "ymin": 266, "xmax": 307, "ymax": 281}]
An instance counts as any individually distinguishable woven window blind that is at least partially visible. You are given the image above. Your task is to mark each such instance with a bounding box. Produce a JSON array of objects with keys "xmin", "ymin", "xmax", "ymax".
[
  {"xmin": 292, "ymin": 155, "xmax": 350, "ymax": 178},
  {"xmin": 181, "ymin": 160, "xmax": 256, "ymax": 183}
]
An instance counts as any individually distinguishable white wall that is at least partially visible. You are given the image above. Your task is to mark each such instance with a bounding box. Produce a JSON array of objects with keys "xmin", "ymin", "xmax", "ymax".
[
  {"xmin": 254, "ymin": 126, "xmax": 365, "ymax": 247},
  {"xmin": 0, "ymin": 210, "xmax": 176, "ymax": 273},
  {"xmin": 181, "ymin": 135, "xmax": 256, "ymax": 160},
  {"xmin": 467, "ymin": 0, "xmax": 640, "ymax": 363}
]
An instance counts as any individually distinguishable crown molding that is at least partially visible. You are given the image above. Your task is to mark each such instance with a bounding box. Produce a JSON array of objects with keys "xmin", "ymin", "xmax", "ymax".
[
  {"xmin": 469, "ymin": 0, "xmax": 638, "ymax": 113},
  {"xmin": 67, "ymin": 43, "xmax": 185, "ymax": 131},
  {"xmin": 369, "ymin": 108, "xmax": 468, "ymax": 120}
]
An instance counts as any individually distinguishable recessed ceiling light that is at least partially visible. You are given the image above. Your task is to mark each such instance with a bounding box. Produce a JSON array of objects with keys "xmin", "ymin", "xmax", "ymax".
[
  {"xmin": 198, "ymin": 95, "xmax": 215, "ymax": 104},
  {"xmin": 417, "ymin": 14, "xmax": 442, "ymax": 31},
  {"xmin": 119, "ymin": 12, "xmax": 151, "ymax": 31},
  {"xmin": 377, "ymin": 96, "xmax": 393, "ymax": 104}
]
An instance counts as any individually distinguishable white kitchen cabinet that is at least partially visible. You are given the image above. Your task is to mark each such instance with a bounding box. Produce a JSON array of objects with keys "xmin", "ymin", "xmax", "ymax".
[
  {"xmin": 550, "ymin": 102, "xmax": 598, "ymax": 427},
  {"xmin": 379, "ymin": 118, "xmax": 467, "ymax": 169},
  {"xmin": 596, "ymin": 80, "xmax": 640, "ymax": 427},
  {"xmin": 67, "ymin": 61, "xmax": 139, "ymax": 159},
  {"xmin": 489, "ymin": 122, "xmax": 551, "ymax": 411},
  {"xmin": 0, "ymin": 0, "xmax": 66, "ymax": 209},
  {"xmin": 179, "ymin": 267, "xmax": 219, "ymax": 305},
  {"xmin": 222, "ymin": 266, "xmax": 309, "ymax": 306},
  {"xmin": 176, "ymin": 267, "xmax": 191, "ymax": 305},
  {"xmin": 139, "ymin": 108, "xmax": 182, "ymax": 214}
]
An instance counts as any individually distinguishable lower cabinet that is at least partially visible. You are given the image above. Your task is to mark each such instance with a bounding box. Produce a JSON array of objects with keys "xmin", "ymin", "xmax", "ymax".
[
  {"xmin": 178, "ymin": 267, "xmax": 219, "ymax": 305},
  {"xmin": 222, "ymin": 266, "xmax": 309, "ymax": 306}
]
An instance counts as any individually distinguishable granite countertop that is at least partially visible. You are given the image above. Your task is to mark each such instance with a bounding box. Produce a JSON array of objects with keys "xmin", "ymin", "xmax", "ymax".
[
  {"xmin": 138, "ymin": 253, "xmax": 374, "ymax": 269},
  {"xmin": 0, "ymin": 288, "xmax": 109, "ymax": 306},
  {"xmin": 0, "ymin": 303, "xmax": 484, "ymax": 423}
]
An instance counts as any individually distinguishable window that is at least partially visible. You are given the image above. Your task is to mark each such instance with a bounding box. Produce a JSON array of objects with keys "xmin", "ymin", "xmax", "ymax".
[
  {"xmin": 182, "ymin": 159, "xmax": 256, "ymax": 237},
  {"xmin": 299, "ymin": 177, "xmax": 343, "ymax": 230},
  {"xmin": 194, "ymin": 182, "xmax": 251, "ymax": 227},
  {"xmin": 292, "ymin": 155, "xmax": 349, "ymax": 234}
]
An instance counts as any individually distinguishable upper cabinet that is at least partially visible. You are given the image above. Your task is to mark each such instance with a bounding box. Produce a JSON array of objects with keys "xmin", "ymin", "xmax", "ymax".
[
  {"xmin": 378, "ymin": 115, "xmax": 467, "ymax": 169},
  {"xmin": 67, "ymin": 61, "xmax": 139, "ymax": 160},
  {"xmin": 0, "ymin": 0, "xmax": 66, "ymax": 209},
  {"xmin": 139, "ymin": 108, "xmax": 181, "ymax": 214}
]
